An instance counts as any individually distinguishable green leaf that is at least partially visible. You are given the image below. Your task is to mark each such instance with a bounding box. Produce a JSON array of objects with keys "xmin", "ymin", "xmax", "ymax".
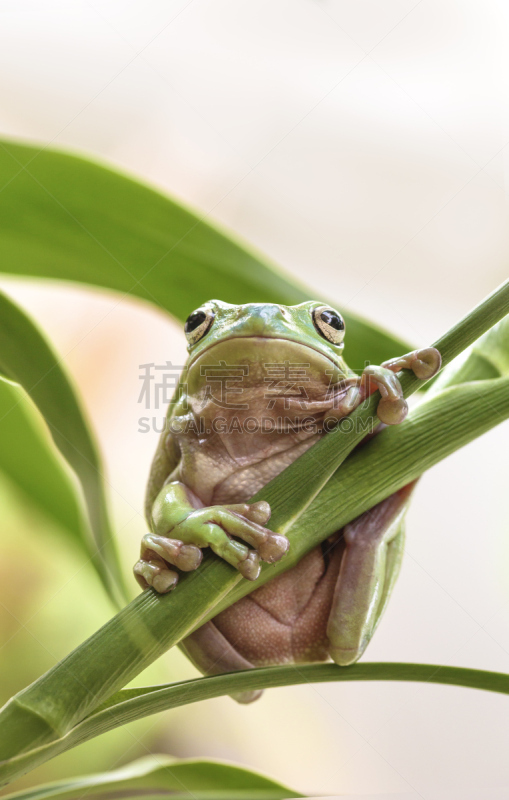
[
  {"xmin": 2, "ymin": 662, "xmax": 509, "ymax": 786},
  {"xmin": 85, "ymin": 661, "xmax": 509, "ymax": 732},
  {"xmin": 0, "ymin": 139, "xmax": 410, "ymax": 373},
  {"xmin": 2, "ymin": 754, "xmax": 302, "ymax": 800},
  {"xmin": 0, "ymin": 379, "xmax": 90, "ymax": 553},
  {"xmin": 0, "ymin": 290, "xmax": 126, "ymax": 607}
]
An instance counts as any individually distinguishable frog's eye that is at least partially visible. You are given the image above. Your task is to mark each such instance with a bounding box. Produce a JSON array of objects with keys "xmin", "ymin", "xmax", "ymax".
[
  {"xmin": 184, "ymin": 307, "xmax": 215, "ymax": 345},
  {"xmin": 312, "ymin": 306, "xmax": 345, "ymax": 345}
]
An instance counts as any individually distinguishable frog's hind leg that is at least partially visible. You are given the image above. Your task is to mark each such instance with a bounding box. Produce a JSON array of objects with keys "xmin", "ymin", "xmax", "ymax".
[
  {"xmin": 326, "ymin": 483, "xmax": 416, "ymax": 666},
  {"xmin": 181, "ymin": 622, "xmax": 262, "ymax": 704}
]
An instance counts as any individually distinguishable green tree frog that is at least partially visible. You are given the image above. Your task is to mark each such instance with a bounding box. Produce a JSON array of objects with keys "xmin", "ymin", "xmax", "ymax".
[{"xmin": 135, "ymin": 300, "xmax": 440, "ymax": 702}]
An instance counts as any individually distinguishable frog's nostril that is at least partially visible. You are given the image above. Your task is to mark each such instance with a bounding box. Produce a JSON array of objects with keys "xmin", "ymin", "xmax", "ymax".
[
  {"xmin": 260, "ymin": 304, "xmax": 285, "ymax": 320},
  {"xmin": 278, "ymin": 305, "xmax": 292, "ymax": 320},
  {"xmin": 235, "ymin": 304, "xmax": 288, "ymax": 334},
  {"xmin": 257, "ymin": 307, "xmax": 285, "ymax": 331}
]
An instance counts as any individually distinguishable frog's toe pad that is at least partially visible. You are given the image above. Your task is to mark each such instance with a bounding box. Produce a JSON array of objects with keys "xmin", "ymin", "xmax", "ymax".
[
  {"xmin": 177, "ymin": 544, "xmax": 203, "ymax": 571},
  {"xmin": 248, "ymin": 501, "xmax": 271, "ymax": 525},
  {"xmin": 152, "ymin": 568, "xmax": 179, "ymax": 593},
  {"xmin": 258, "ymin": 533, "xmax": 290, "ymax": 563},
  {"xmin": 142, "ymin": 534, "xmax": 202, "ymax": 572},
  {"xmin": 238, "ymin": 551, "xmax": 261, "ymax": 580},
  {"xmin": 133, "ymin": 559, "xmax": 179, "ymax": 594},
  {"xmin": 329, "ymin": 645, "xmax": 364, "ymax": 667},
  {"xmin": 376, "ymin": 396, "xmax": 408, "ymax": 425},
  {"xmin": 412, "ymin": 347, "xmax": 442, "ymax": 380},
  {"xmin": 231, "ymin": 689, "xmax": 264, "ymax": 704}
]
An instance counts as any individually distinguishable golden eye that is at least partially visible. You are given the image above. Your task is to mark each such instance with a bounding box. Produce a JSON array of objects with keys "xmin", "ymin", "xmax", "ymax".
[
  {"xmin": 312, "ymin": 305, "xmax": 345, "ymax": 345},
  {"xmin": 184, "ymin": 307, "xmax": 214, "ymax": 344}
]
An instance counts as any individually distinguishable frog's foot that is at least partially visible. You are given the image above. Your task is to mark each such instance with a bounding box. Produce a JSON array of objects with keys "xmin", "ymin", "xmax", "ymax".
[
  {"xmin": 221, "ymin": 501, "xmax": 290, "ymax": 564},
  {"xmin": 359, "ymin": 346, "xmax": 441, "ymax": 426},
  {"xmin": 141, "ymin": 535, "xmax": 203, "ymax": 571},
  {"xmin": 134, "ymin": 536, "xmax": 203, "ymax": 594},
  {"xmin": 139, "ymin": 499, "xmax": 289, "ymax": 591},
  {"xmin": 133, "ymin": 555, "xmax": 179, "ymax": 594},
  {"xmin": 382, "ymin": 346, "xmax": 442, "ymax": 381},
  {"xmin": 170, "ymin": 500, "xmax": 288, "ymax": 581},
  {"xmin": 361, "ymin": 365, "xmax": 409, "ymax": 425}
]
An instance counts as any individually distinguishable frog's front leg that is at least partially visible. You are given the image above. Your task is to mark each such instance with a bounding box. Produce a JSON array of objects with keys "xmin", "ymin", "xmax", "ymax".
[
  {"xmin": 329, "ymin": 347, "xmax": 441, "ymax": 425},
  {"xmin": 134, "ymin": 481, "xmax": 289, "ymax": 593},
  {"xmin": 326, "ymin": 483, "xmax": 415, "ymax": 666}
]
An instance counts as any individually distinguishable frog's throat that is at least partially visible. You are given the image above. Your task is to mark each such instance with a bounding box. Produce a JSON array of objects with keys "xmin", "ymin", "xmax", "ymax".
[{"xmin": 186, "ymin": 335, "xmax": 343, "ymax": 373}]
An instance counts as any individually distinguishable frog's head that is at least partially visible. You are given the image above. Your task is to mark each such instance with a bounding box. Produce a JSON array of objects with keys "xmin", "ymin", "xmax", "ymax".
[
  {"xmin": 185, "ymin": 300, "xmax": 347, "ymax": 362},
  {"xmin": 182, "ymin": 300, "xmax": 349, "ymax": 402}
]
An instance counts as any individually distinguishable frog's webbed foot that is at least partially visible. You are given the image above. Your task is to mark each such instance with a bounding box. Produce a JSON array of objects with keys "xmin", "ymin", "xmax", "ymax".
[
  {"xmin": 324, "ymin": 347, "xmax": 441, "ymax": 427},
  {"xmin": 135, "ymin": 484, "xmax": 289, "ymax": 593},
  {"xmin": 361, "ymin": 365, "xmax": 409, "ymax": 425},
  {"xmin": 382, "ymin": 346, "xmax": 442, "ymax": 381},
  {"xmin": 326, "ymin": 484, "xmax": 415, "ymax": 666}
]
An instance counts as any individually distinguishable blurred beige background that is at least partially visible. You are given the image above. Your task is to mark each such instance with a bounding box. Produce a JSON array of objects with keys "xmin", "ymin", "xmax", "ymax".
[{"xmin": 0, "ymin": 0, "xmax": 508, "ymax": 797}]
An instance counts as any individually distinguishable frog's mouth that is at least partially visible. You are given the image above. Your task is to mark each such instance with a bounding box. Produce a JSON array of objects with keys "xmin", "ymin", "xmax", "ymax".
[
  {"xmin": 185, "ymin": 335, "xmax": 350, "ymax": 414},
  {"xmin": 186, "ymin": 335, "xmax": 343, "ymax": 376}
]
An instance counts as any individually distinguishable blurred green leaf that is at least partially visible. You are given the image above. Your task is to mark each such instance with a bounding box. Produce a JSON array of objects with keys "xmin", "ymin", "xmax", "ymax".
[
  {"xmin": 0, "ymin": 139, "xmax": 411, "ymax": 372},
  {"xmin": 0, "ymin": 290, "xmax": 126, "ymax": 606},
  {"xmin": 2, "ymin": 754, "xmax": 302, "ymax": 800},
  {"xmin": 0, "ymin": 379, "xmax": 90, "ymax": 554}
]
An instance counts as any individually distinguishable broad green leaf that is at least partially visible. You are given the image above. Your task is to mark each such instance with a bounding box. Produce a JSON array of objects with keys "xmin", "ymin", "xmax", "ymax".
[
  {"xmin": 0, "ymin": 379, "xmax": 90, "ymax": 554},
  {"xmin": 0, "ymin": 290, "xmax": 126, "ymax": 606},
  {"xmin": 0, "ymin": 284, "xmax": 507, "ymax": 783},
  {"xmin": 2, "ymin": 754, "xmax": 301, "ymax": 800},
  {"xmin": 0, "ymin": 139, "xmax": 410, "ymax": 373}
]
